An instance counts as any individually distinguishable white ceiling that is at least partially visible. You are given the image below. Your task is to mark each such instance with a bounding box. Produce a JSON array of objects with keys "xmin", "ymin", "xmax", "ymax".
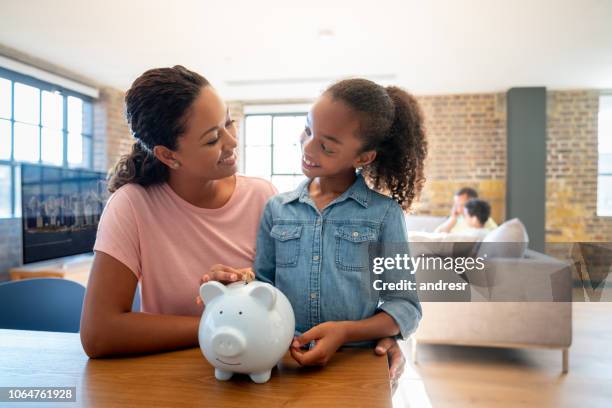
[{"xmin": 1, "ymin": 0, "xmax": 611, "ymax": 100}]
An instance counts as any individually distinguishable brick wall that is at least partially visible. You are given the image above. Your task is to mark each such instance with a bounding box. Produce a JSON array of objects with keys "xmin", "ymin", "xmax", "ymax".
[
  {"xmin": 96, "ymin": 88, "xmax": 132, "ymax": 171},
  {"xmin": 412, "ymin": 93, "xmax": 507, "ymax": 223},
  {"xmin": 547, "ymin": 90, "xmax": 612, "ymax": 242}
]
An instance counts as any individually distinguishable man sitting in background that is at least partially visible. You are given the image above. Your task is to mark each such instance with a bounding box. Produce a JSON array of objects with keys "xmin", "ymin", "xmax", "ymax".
[{"xmin": 435, "ymin": 187, "xmax": 498, "ymax": 233}]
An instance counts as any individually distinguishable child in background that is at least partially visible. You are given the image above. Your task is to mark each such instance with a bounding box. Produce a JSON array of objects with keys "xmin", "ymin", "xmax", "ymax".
[
  {"xmin": 254, "ymin": 78, "xmax": 427, "ymax": 366},
  {"xmin": 462, "ymin": 198, "xmax": 493, "ymax": 239}
]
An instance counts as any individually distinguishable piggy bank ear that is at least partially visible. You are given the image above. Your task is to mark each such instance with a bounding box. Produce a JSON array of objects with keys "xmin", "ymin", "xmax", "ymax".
[
  {"xmin": 200, "ymin": 281, "xmax": 226, "ymax": 305},
  {"xmin": 249, "ymin": 284, "xmax": 277, "ymax": 310}
]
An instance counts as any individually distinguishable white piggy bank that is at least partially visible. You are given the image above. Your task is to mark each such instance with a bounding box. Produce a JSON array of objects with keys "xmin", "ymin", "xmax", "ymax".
[{"xmin": 198, "ymin": 280, "xmax": 295, "ymax": 383}]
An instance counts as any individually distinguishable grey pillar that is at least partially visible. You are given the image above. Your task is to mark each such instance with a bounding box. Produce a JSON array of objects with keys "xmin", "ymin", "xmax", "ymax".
[{"xmin": 506, "ymin": 87, "xmax": 546, "ymax": 252}]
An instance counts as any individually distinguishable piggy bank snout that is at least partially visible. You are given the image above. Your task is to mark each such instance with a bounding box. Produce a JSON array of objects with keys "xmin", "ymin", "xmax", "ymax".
[{"xmin": 211, "ymin": 328, "xmax": 246, "ymax": 358}]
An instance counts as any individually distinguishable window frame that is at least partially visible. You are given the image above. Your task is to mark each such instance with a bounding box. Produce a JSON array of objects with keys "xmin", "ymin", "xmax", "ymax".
[
  {"xmin": 242, "ymin": 110, "xmax": 308, "ymax": 188},
  {"xmin": 0, "ymin": 66, "xmax": 94, "ymax": 218}
]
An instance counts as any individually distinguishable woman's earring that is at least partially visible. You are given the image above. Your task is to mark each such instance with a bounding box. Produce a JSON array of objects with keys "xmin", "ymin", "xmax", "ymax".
[{"xmin": 172, "ymin": 161, "xmax": 181, "ymax": 169}]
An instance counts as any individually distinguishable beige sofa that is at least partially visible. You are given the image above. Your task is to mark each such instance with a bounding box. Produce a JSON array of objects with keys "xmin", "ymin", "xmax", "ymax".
[{"xmin": 405, "ymin": 215, "xmax": 573, "ymax": 373}]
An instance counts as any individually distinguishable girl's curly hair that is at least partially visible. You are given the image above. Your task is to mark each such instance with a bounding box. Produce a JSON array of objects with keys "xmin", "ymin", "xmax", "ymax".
[{"xmin": 325, "ymin": 79, "xmax": 428, "ymax": 211}]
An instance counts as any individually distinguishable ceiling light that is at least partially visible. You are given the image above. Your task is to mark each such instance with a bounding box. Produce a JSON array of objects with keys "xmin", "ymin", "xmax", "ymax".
[{"xmin": 317, "ymin": 28, "xmax": 335, "ymax": 39}]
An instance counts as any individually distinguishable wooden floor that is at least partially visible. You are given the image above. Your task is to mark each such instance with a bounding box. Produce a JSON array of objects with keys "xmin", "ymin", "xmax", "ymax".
[{"xmin": 394, "ymin": 302, "xmax": 612, "ymax": 408}]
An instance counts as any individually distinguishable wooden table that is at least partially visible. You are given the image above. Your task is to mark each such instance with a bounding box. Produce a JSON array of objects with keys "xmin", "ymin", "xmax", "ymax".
[{"xmin": 0, "ymin": 329, "xmax": 391, "ymax": 407}]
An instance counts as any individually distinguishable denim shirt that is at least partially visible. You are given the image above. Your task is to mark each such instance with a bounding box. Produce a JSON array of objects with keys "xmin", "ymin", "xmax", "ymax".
[{"xmin": 254, "ymin": 173, "xmax": 421, "ymax": 342}]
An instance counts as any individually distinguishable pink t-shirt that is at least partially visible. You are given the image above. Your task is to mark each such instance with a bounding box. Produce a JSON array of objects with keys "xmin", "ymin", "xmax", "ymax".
[{"xmin": 93, "ymin": 175, "xmax": 276, "ymax": 316}]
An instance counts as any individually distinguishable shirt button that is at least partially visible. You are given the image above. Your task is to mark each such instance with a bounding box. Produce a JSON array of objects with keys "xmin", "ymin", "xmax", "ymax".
[
  {"xmin": 313, "ymin": 255, "xmax": 320, "ymax": 261},
  {"xmin": 310, "ymin": 293, "xmax": 317, "ymax": 299},
  {"xmin": 352, "ymin": 231, "xmax": 359, "ymax": 237}
]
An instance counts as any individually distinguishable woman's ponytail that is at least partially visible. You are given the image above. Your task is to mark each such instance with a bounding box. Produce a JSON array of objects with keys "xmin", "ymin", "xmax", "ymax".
[{"xmin": 107, "ymin": 141, "xmax": 168, "ymax": 193}]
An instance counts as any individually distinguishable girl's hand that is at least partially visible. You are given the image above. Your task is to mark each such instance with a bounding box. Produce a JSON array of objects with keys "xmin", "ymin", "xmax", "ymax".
[
  {"xmin": 196, "ymin": 265, "xmax": 255, "ymax": 305},
  {"xmin": 289, "ymin": 322, "xmax": 347, "ymax": 366}
]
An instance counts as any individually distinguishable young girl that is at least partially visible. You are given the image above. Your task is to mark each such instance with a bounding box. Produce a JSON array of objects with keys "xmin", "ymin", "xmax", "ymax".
[{"xmin": 253, "ymin": 78, "xmax": 427, "ymax": 366}]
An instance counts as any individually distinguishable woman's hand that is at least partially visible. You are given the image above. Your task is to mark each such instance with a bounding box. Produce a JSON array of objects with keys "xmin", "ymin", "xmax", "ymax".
[
  {"xmin": 375, "ymin": 337, "xmax": 406, "ymax": 393},
  {"xmin": 289, "ymin": 321, "xmax": 347, "ymax": 366},
  {"xmin": 196, "ymin": 265, "xmax": 255, "ymax": 305}
]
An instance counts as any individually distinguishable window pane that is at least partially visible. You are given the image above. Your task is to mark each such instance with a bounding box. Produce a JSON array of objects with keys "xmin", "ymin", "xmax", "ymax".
[
  {"xmin": 42, "ymin": 91, "xmax": 63, "ymax": 130},
  {"xmin": 245, "ymin": 145, "xmax": 271, "ymax": 178},
  {"xmin": 41, "ymin": 127, "xmax": 63, "ymax": 165},
  {"xmin": 0, "ymin": 78, "xmax": 11, "ymax": 119},
  {"xmin": 598, "ymin": 96, "xmax": 612, "ymax": 216},
  {"xmin": 245, "ymin": 115, "xmax": 271, "ymax": 146},
  {"xmin": 14, "ymin": 82, "xmax": 40, "ymax": 124},
  {"xmin": 68, "ymin": 132, "xmax": 83, "ymax": 166},
  {"xmin": 273, "ymin": 143, "xmax": 302, "ymax": 175},
  {"xmin": 271, "ymin": 175, "xmax": 305, "ymax": 194},
  {"xmin": 0, "ymin": 119, "xmax": 11, "ymax": 160},
  {"xmin": 68, "ymin": 96, "xmax": 83, "ymax": 133},
  {"xmin": 273, "ymin": 115, "xmax": 305, "ymax": 146},
  {"xmin": 597, "ymin": 175, "xmax": 612, "ymax": 216},
  {"xmin": 600, "ymin": 153, "xmax": 612, "ymax": 175},
  {"xmin": 83, "ymin": 101, "xmax": 93, "ymax": 134},
  {"xmin": 14, "ymin": 122, "xmax": 40, "ymax": 162},
  {"xmin": 599, "ymin": 96, "xmax": 612, "ymax": 152},
  {"xmin": 0, "ymin": 165, "xmax": 11, "ymax": 218},
  {"xmin": 82, "ymin": 136, "xmax": 92, "ymax": 167}
]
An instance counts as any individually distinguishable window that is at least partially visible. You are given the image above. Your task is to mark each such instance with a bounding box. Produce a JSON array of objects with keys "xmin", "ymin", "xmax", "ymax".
[
  {"xmin": 0, "ymin": 67, "xmax": 94, "ymax": 218},
  {"xmin": 598, "ymin": 95, "xmax": 612, "ymax": 216},
  {"xmin": 243, "ymin": 108, "xmax": 308, "ymax": 193}
]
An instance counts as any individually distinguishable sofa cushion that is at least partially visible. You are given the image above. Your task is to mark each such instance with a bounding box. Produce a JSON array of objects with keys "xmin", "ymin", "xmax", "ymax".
[
  {"xmin": 476, "ymin": 218, "xmax": 529, "ymax": 258},
  {"xmin": 405, "ymin": 215, "xmax": 447, "ymax": 233},
  {"xmin": 407, "ymin": 231, "xmax": 482, "ymax": 257}
]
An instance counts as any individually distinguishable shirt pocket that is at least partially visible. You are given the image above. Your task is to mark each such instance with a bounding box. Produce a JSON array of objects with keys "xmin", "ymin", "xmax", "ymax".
[
  {"xmin": 334, "ymin": 225, "xmax": 378, "ymax": 272},
  {"xmin": 270, "ymin": 224, "xmax": 303, "ymax": 267}
]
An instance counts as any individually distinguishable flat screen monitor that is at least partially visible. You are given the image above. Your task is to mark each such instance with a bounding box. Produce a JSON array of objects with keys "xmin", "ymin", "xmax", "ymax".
[{"xmin": 21, "ymin": 163, "xmax": 109, "ymax": 264}]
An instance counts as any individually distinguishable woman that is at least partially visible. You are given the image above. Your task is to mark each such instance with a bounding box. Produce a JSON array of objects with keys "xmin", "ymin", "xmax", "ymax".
[{"xmin": 79, "ymin": 65, "xmax": 405, "ymax": 382}]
